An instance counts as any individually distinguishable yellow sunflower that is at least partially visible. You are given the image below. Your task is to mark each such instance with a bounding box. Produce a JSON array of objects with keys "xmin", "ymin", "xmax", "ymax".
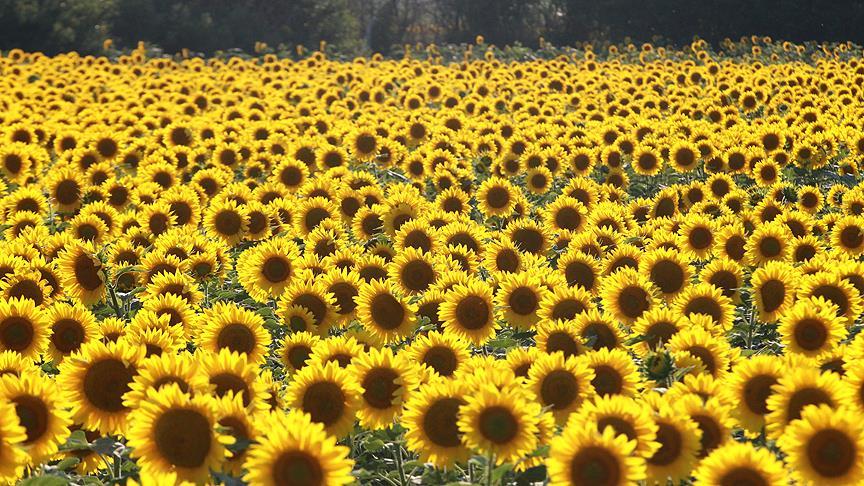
[
  {"xmin": 127, "ymin": 384, "xmax": 228, "ymax": 484},
  {"xmin": 779, "ymin": 404, "xmax": 864, "ymax": 486},
  {"xmin": 286, "ymin": 360, "xmax": 361, "ymax": 438},
  {"xmin": 194, "ymin": 301, "xmax": 272, "ymax": 365},
  {"xmin": 244, "ymin": 410, "xmax": 354, "ymax": 486},
  {"xmin": 0, "ymin": 373, "xmax": 71, "ymax": 465},
  {"xmin": 347, "ymin": 347, "xmax": 419, "ymax": 430},
  {"xmin": 402, "ymin": 378, "xmax": 471, "ymax": 467},
  {"xmin": 548, "ymin": 423, "xmax": 646, "ymax": 486}
]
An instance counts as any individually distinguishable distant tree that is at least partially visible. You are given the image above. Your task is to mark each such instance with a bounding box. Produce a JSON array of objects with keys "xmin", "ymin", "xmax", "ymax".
[
  {"xmin": 434, "ymin": 0, "xmax": 546, "ymax": 47},
  {"xmin": 0, "ymin": 0, "xmax": 114, "ymax": 54},
  {"xmin": 111, "ymin": 0, "xmax": 359, "ymax": 54}
]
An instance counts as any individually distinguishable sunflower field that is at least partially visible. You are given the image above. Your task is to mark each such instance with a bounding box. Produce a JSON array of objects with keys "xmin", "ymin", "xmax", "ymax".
[{"xmin": 3, "ymin": 36, "xmax": 864, "ymax": 485}]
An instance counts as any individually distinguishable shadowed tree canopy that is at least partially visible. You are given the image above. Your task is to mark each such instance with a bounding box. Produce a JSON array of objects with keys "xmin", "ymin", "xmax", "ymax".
[{"xmin": 1, "ymin": 0, "xmax": 864, "ymax": 54}]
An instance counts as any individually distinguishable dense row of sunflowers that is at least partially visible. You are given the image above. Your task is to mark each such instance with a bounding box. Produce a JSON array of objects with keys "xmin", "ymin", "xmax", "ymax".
[{"xmin": 1, "ymin": 37, "xmax": 864, "ymax": 485}]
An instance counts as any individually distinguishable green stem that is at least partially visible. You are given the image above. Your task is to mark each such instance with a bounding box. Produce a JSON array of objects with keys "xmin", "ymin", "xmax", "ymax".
[
  {"xmin": 107, "ymin": 281, "xmax": 123, "ymax": 319},
  {"xmin": 113, "ymin": 452, "xmax": 122, "ymax": 478},
  {"xmin": 485, "ymin": 451, "xmax": 495, "ymax": 486},
  {"xmin": 393, "ymin": 444, "xmax": 407, "ymax": 486}
]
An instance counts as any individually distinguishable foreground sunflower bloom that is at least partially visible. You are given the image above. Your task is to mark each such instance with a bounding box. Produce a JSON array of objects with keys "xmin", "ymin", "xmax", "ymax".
[
  {"xmin": 244, "ymin": 410, "xmax": 354, "ymax": 486},
  {"xmin": 127, "ymin": 384, "xmax": 230, "ymax": 484}
]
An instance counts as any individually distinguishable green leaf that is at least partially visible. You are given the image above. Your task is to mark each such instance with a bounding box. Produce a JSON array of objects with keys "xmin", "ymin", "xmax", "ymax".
[
  {"xmin": 59, "ymin": 430, "xmax": 89, "ymax": 451},
  {"xmin": 91, "ymin": 437, "xmax": 117, "ymax": 455},
  {"xmin": 492, "ymin": 463, "xmax": 514, "ymax": 483},
  {"xmin": 19, "ymin": 476, "xmax": 69, "ymax": 486},
  {"xmin": 364, "ymin": 439, "xmax": 386, "ymax": 452},
  {"xmin": 486, "ymin": 337, "xmax": 516, "ymax": 349},
  {"xmin": 624, "ymin": 334, "xmax": 646, "ymax": 346},
  {"xmin": 55, "ymin": 456, "xmax": 80, "ymax": 471}
]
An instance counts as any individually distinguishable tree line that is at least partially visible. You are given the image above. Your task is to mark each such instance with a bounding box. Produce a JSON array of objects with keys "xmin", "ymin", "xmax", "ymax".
[{"xmin": 2, "ymin": 0, "xmax": 864, "ymax": 55}]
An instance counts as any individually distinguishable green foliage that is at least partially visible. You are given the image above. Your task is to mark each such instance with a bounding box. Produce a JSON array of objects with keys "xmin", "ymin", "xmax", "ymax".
[
  {"xmin": 0, "ymin": 0, "xmax": 114, "ymax": 53},
  {"xmin": 111, "ymin": 0, "xmax": 360, "ymax": 54}
]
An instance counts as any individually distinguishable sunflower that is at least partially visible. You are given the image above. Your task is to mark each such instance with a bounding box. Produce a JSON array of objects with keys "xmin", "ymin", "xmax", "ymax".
[
  {"xmin": 726, "ymin": 355, "xmax": 785, "ymax": 434},
  {"xmin": 44, "ymin": 301, "xmax": 97, "ymax": 363},
  {"xmin": 666, "ymin": 325, "xmax": 732, "ymax": 379},
  {"xmin": 583, "ymin": 348, "xmax": 641, "ymax": 397},
  {"xmin": 278, "ymin": 280, "xmax": 338, "ymax": 334},
  {"xmin": 137, "ymin": 202, "xmax": 176, "ymax": 238},
  {"xmin": 46, "ymin": 166, "xmax": 85, "ymax": 213},
  {"xmin": 0, "ymin": 296, "xmax": 49, "ymax": 360},
  {"xmin": 693, "ymin": 441, "xmax": 786, "ymax": 486},
  {"xmin": 633, "ymin": 145, "xmax": 663, "ymax": 175},
  {"xmin": 316, "ymin": 269, "xmax": 361, "ymax": 326},
  {"xmin": 779, "ymin": 297, "xmax": 846, "ymax": 358},
  {"xmin": 780, "ymin": 404, "xmax": 864, "ymax": 485},
  {"xmin": 543, "ymin": 196, "xmax": 587, "ymax": 233},
  {"xmin": 127, "ymin": 384, "xmax": 227, "ymax": 484},
  {"xmin": 458, "ymin": 383, "xmax": 541, "ymax": 464},
  {"xmin": 207, "ymin": 392, "xmax": 258, "ymax": 476},
  {"xmin": 765, "ymin": 365, "xmax": 844, "ymax": 439},
  {"xmin": 394, "ymin": 219, "xmax": 439, "ymax": 254},
  {"xmin": 672, "ymin": 282, "xmax": 734, "ymax": 332},
  {"xmin": 388, "ymin": 247, "xmax": 438, "ymax": 295},
  {"xmin": 405, "ymin": 331, "xmax": 470, "ymax": 380},
  {"xmin": 831, "ymin": 215, "xmax": 864, "ymax": 255},
  {"xmin": 272, "ymin": 158, "xmax": 310, "ymax": 192},
  {"xmin": 123, "ymin": 352, "xmax": 202, "ymax": 408},
  {"xmin": 548, "ymin": 423, "xmax": 646, "ymax": 486},
  {"xmin": 278, "ymin": 331, "xmax": 320, "ymax": 375},
  {"xmin": 528, "ymin": 352, "xmax": 595, "ymax": 424},
  {"xmin": 438, "ymin": 278, "xmax": 497, "ymax": 345},
  {"xmin": 0, "ymin": 399, "xmax": 26, "ymax": 479},
  {"xmin": 56, "ymin": 241, "xmax": 105, "ymax": 306},
  {"xmin": 797, "ymin": 271, "xmax": 862, "ymax": 327},
  {"xmin": 557, "ymin": 249, "xmax": 601, "ymax": 293},
  {"xmin": 160, "ymin": 185, "xmax": 202, "ymax": 227},
  {"xmin": 355, "ymin": 279, "xmax": 416, "ymax": 344},
  {"xmin": 244, "ymin": 410, "xmax": 354, "ymax": 486},
  {"xmin": 236, "ymin": 237, "xmax": 300, "ymax": 303},
  {"xmin": 749, "ymin": 260, "xmax": 799, "ymax": 323},
  {"xmin": 713, "ymin": 224, "xmax": 747, "ymax": 262},
  {"xmin": 348, "ymin": 347, "xmax": 418, "ymax": 430},
  {"xmin": 746, "ymin": 220, "xmax": 792, "ymax": 265},
  {"xmin": 678, "ymin": 214, "xmax": 717, "ymax": 259},
  {"xmin": 141, "ymin": 292, "xmax": 196, "ymax": 338},
  {"xmin": 494, "ymin": 271, "xmax": 547, "ymax": 330},
  {"xmin": 600, "ymin": 267, "xmax": 657, "ymax": 325},
  {"xmin": 643, "ymin": 398, "xmax": 702, "ymax": 484},
  {"xmin": 602, "ymin": 243, "xmax": 641, "ymax": 276},
  {"xmin": 674, "ymin": 393, "xmax": 734, "ymax": 459},
  {"xmin": 570, "ymin": 394, "xmax": 658, "ymax": 458},
  {"xmin": 0, "ymin": 373, "xmax": 71, "ymax": 465},
  {"xmin": 204, "ymin": 199, "xmax": 248, "ymax": 246},
  {"xmin": 638, "ymin": 247, "xmax": 691, "ymax": 300},
  {"xmin": 534, "ymin": 320, "xmax": 586, "ymax": 362},
  {"xmin": 797, "ymin": 185, "xmax": 824, "ymax": 213},
  {"xmin": 5, "ymin": 211, "xmax": 43, "ymax": 241},
  {"xmin": 699, "ymin": 257, "xmax": 743, "ymax": 304},
  {"xmin": 308, "ymin": 335, "xmax": 365, "ymax": 369},
  {"xmin": 58, "ymin": 339, "xmax": 145, "ymax": 435},
  {"xmin": 537, "ymin": 284, "xmax": 594, "ymax": 324},
  {"xmin": 569, "ymin": 309, "xmax": 622, "ymax": 351},
  {"xmin": 145, "ymin": 270, "xmax": 203, "ymax": 306},
  {"xmin": 402, "ymin": 378, "xmax": 471, "ymax": 467},
  {"xmin": 0, "ymin": 143, "xmax": 32, "ymax": 183},
  {"xmin": 196, "ymin": 349, "xmax": 268, "ymax": 413},
  {"xmin": 287, "ymin": 360, "xmax": 360, "ymax": 438},
  {"xmin": 195, "ymin": 302, "xmax": 272, "ymax": 365}
]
